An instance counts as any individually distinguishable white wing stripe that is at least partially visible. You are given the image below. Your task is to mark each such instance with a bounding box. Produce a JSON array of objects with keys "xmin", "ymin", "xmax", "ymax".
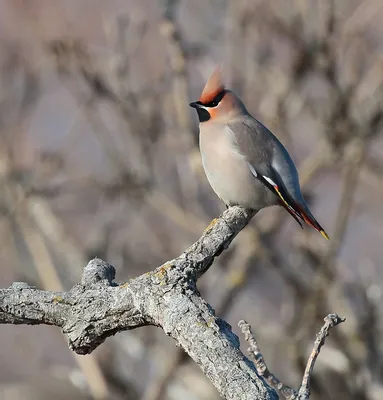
[
  {"xmin": 262, "ymin": 175, "xmax": 277, "ymax": 187},
  {"xmin": 247, "ymin": 163, "xmax": 278, "ymax": 188}
]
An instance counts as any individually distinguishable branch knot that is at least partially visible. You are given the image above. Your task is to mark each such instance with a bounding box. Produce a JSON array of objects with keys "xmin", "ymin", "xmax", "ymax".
[{"xmin": 81, "ymin": 258, "xmax": 116, "ymax": 286}]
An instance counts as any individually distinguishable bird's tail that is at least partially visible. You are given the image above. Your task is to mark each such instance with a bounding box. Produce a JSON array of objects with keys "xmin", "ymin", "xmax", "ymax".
[
  {"xmin": 294, "ymin": 204, "xmax": 329, "ymax": 240},
  {"xmin": 255, "ymin": 171, "xmax": 329, "ymax": 239},
  {"xmin": 274, "ymin": 185, "xmax": 329, "ymax": 240}
]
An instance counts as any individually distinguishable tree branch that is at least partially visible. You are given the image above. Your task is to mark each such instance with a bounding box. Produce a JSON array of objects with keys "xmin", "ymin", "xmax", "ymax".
[
  {"xmin": 0, "ymin": 206, "xmax": 344, "ymax": 399},
  {"xmin": 239, "ymin": 314, "xmax": 346, "ymax": 400},
  {"xmin": 0, "ymin": 260, "xmax": 147, "ymax": 353},
  {"xmin": 2, "ymin": 207, "xmax": 279, "ymax": 400},
  {"xmin": 297, "ymin": 314, "xmax": 346, "ymax": 400},
  {"xmin": 239, "ymin": 320, "xmax": 297, "ymax": 399}
]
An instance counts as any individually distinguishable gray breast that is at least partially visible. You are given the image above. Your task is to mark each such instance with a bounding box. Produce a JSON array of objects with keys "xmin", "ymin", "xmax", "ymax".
[{"xmin": 199, "ymin": 123, "xmax": 277, "ymax": 209}]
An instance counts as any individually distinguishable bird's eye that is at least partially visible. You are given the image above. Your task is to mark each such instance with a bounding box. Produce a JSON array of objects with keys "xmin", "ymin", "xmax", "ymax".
[
  {"xmin": 207, "ymin": 98, "xmax": 220, "ymax": 107},
  {"xmin": 205, "ymin": 90, "xmax": 226, "ymax": 108}
]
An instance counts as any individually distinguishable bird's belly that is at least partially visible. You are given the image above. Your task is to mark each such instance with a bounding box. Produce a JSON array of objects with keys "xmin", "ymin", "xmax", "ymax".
[{"xmin": 200, "ymin": 131, "xmax": 275, "ymax": 209}]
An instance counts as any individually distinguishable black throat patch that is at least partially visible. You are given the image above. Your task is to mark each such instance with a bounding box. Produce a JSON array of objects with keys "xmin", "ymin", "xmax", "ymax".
[{"xmin": 196, "ymin": 107, "xmax": 211, "ymax": 122}]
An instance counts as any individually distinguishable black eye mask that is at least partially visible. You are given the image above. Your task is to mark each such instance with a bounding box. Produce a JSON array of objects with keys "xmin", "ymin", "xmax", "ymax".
[
  {"xmin": 189, "ymin": 89, "xmax": 226, "ymax": 122},
  {"xmin": 202, "ymin": 90, "xmax": 226, "ymax": 108}
]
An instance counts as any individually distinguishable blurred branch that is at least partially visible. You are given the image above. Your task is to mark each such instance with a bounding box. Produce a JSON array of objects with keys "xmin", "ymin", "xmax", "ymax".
[
  {"xmin": 161, "ymin": 0, "xmax": 192, "ymax": 134},
  {"xmin": 322, "ymin": 139, "xmax": 367, "ymax": 270},
  {"xmin": 161, "ymin": 0, "xmax": 202, "ymax": 211},
  {"xmin": 0, "ymin": 131, "xmax": 109, "ymax": 399},
  {"xmin": 10, "ymin": 208, "xmax": 109, "ymax": 400},
  {"xmin": 142, "ymin": 348, "xmax": 186, "ymax": 400},
  {"xmin": 47, "ymin": 36, "xmax": 211, "ymax": 238}
]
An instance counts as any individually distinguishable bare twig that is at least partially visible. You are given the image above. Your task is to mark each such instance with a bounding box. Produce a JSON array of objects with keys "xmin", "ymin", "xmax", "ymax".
[
  {"xmin": 239, "ymin": 313, "xmax": 345, "ymax": 400},
  {"xmin": 297, "ymin": 314, "xmax": 346, "ymax": 399}
]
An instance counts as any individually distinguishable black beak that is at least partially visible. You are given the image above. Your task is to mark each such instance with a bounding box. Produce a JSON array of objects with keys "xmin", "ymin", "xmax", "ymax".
[
  {"xmin": 189, "ymin": 101, "xmax": 202, "ymax": 108},
  {"xmin": 189, "ymin": 101, "xmax": 210, "ymax": 122}
]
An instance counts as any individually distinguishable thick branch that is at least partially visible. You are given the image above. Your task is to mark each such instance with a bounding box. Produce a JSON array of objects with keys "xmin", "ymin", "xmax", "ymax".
[
  {"xmin": 163, "ymin": 206, "xmax": 256, "ymax": 279},
  {"xmin": 0, "ymin": 260, "xmax": 147, "ymax": 353},
  {"xmin": 0, "ymin": 282, "xmax": 66, "ymax": 326},
  {"xmin": 1, "ymin": 207, "xmax": 278, "ymax": 400}
]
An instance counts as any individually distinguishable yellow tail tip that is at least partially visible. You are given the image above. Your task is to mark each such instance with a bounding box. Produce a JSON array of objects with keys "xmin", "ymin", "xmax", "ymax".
[{"xmin": 320, "ymin": 230, "xmax": 330, "ymax": 240}]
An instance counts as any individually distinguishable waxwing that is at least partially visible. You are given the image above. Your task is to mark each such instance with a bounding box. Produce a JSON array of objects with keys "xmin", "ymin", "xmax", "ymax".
[{"xmin": 190, "ymin": 68, "xmax": 329, "ymax": 239}]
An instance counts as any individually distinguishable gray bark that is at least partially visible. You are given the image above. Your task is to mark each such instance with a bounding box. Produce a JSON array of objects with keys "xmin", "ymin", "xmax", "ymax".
[{"xmin": 0, "ymin": 206, "xmax": 277, "ymax": 400}]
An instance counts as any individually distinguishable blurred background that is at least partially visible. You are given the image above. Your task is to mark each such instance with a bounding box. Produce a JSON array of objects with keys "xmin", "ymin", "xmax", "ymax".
[{"xmin": 0, "ymin": 0, "xmax": 383, "ymax": 399}]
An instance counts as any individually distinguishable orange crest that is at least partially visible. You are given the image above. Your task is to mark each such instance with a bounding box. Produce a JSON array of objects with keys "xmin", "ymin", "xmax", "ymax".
[{"xmin": 199, "ymin": 66, "xmax": 225, "ymax": 104}]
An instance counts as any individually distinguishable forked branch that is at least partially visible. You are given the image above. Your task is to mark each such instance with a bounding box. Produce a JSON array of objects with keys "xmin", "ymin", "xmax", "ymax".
[{"xmin": 0, "ymin": 206, "xmax": 343, "ymax": 400}]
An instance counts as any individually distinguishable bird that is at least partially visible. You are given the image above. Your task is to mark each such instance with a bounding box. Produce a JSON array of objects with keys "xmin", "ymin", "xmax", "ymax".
[{"xmin": 189, "ymin": 67, "xmax": 329, "ymax": 239}]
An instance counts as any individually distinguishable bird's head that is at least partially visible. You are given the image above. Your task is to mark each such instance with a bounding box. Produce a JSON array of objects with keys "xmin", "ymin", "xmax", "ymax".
[{"xmin": 189, "ymin": 67, "xmax": 247, "ymax": 123}]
